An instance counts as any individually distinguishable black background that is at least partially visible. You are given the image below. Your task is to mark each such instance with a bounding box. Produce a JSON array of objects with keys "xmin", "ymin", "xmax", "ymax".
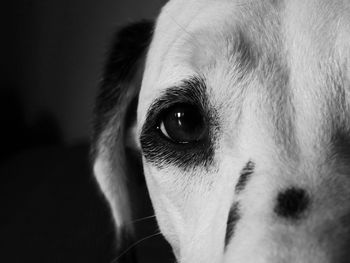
[{"xmin": 1, "ymin": 1, "xmax": 173, "ymax": 262}]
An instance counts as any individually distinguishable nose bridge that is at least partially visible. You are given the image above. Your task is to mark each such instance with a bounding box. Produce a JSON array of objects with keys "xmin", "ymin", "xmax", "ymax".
[
  {"xmin": 180, "ymin": 230, "xmax": 224, "ymax": 263},
  {"xmin": 179, "ymin": 222, "xmax": 224, "ymax": 262},
  {"xmin": 227, "ymin": 158, "xmax": 350, "ymax": 263},
  {"xmin": 224, "ymin": 182, "xmax": 350, "ymax": 263},
  {"xmin": 222, "ymin": 103, "xmax": 350, "ymax": 262},
  {"xmin": 177, "ymin": 182, "xmax": 233, "ymax": 263}
]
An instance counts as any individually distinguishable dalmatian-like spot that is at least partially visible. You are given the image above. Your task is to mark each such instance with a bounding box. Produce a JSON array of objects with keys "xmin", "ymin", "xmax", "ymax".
[{"xmin": 274, "ymin": 187, "xmax": 310, "ymax": 220}]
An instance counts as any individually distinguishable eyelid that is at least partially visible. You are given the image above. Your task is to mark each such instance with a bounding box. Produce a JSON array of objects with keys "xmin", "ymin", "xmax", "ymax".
[
  {"xmin": 140, "ymin": 76, "xmax": 209, "ymax": 143},
  {"xmin": 144, "ymin": 77, "xmax": 206, "ymax": 120},
  {"xmin": 139, "ymin": 76, "xmax": 217, "ymax": 170}
]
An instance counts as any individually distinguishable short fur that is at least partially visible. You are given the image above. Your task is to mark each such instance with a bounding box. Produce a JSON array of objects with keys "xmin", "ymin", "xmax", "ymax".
[{"xmin": 93, "ymin": 1, "xmax": 350, "ymax": 262}]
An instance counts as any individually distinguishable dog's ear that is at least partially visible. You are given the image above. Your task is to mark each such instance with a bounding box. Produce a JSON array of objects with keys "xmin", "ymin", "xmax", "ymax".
[{"xmin": 91, "ymin": 20, "xmax": 154, "ymax": 247}]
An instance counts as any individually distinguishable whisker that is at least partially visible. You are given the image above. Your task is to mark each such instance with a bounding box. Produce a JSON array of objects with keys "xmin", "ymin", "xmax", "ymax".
[
  {"xmin": 131, "ymin": 214, "xmax": 156, "ymax": 224},
  {"xmin": 110, "ymin": 231, "xmax": 162, "ymax": 263},
  {"xmin": 121, "ymin": 214, "xmax": 156, "ymax": 228}
]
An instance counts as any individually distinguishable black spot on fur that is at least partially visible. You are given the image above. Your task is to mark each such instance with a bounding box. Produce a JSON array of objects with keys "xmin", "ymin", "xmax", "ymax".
[
  {"xmin": 235, "ymin": 161, "xmax": 255, "ymax": 193},
  {"xmin": 225, "ymin": 202, "xmax": 240, "ymax": 248},
  {"xmin": 91, "ymin": 20, "xmax": 154, "ymax": 157},
  {"xmin": 274, "ymin": 187, "xmax": 309, "ymax": 220}
]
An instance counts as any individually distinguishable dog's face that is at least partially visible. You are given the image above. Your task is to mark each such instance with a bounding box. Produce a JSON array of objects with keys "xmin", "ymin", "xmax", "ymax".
[{"xmin": 93, "ymin": 0, "xmax": 350, "ymax": 262}]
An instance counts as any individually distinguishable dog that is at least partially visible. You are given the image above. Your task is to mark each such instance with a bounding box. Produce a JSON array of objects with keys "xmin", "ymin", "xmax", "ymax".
[{"xmin": 92, "ymin": 0, "xmax": 350, "ymax": 262}]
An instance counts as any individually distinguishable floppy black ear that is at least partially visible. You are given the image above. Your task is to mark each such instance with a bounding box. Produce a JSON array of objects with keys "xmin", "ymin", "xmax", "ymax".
[{"xmin": 91, "ymin": 20, "xmax": 154, "ymax": 251}]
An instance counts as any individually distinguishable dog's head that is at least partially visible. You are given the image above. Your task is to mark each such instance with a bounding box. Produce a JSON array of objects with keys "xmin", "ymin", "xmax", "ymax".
[{"xmin": 92, "ymin": 0, "xmax": 350, "ymax": 262}]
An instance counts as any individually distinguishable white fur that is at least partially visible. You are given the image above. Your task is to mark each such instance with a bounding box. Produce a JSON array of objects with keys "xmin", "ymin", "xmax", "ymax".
[
  {"xmin": 137, "ymin": 1, "xmax": 350, "ymax": 262},
  {"xmin": 96, "ymin": 0, "xmax": 350, "ymax": 262}
]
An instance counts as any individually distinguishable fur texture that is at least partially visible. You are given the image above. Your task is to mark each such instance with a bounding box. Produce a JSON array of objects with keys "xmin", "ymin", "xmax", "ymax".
[{"xmin": 93, "ymin": 1, "xmax": 350, "ymax": 262}]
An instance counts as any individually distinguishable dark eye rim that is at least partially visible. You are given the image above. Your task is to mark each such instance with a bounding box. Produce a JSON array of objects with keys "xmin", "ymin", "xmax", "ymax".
[
  {"xmin": 155, "ymin": 102, "xmax": 209, "ymax": 145},
  {"xmin": 139, "ymin": 77, "xmax": 218, "ymax": 170}
]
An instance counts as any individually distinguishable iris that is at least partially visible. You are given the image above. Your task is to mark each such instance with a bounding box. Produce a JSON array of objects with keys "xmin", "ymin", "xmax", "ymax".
[{"xmin": 158, "ymin": 104, "xmax": 208, "ymax": 144}]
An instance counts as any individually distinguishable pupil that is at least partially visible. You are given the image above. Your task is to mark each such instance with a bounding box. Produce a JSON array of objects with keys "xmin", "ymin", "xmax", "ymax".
[{"xmin": 163, "ymin": 104, "xmax": 206, "ymax": 143}]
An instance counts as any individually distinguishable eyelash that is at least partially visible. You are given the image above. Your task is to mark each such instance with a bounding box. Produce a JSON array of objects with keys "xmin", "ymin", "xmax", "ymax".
[
  {"xmin": 140, "ymin": 102, "xmax": 216, "ymax": 170},
  {"xmin": 139, "ymin": 76, "xmax": 220, "ymax": 169}
]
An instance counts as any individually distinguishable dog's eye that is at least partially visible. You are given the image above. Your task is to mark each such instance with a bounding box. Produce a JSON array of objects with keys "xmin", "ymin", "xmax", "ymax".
[{"xmin": 158, "ymin": 104, "xmax": 207, "ymax": 144}]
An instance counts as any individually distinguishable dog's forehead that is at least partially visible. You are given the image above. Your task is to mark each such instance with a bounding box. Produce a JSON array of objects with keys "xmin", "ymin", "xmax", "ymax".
[
  {"xmin": 139, "ymin": 0, "xmax": 259, "ymax": 115},
  {"xmin": 138, "ymin": 0, "xmax": 350, "ymax": 155}
]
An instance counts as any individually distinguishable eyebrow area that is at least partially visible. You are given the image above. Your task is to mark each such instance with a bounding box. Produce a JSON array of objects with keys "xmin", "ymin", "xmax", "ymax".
[{"xmin": 145, "ymin": 76, "xmax": 208, "ymax": 121}]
